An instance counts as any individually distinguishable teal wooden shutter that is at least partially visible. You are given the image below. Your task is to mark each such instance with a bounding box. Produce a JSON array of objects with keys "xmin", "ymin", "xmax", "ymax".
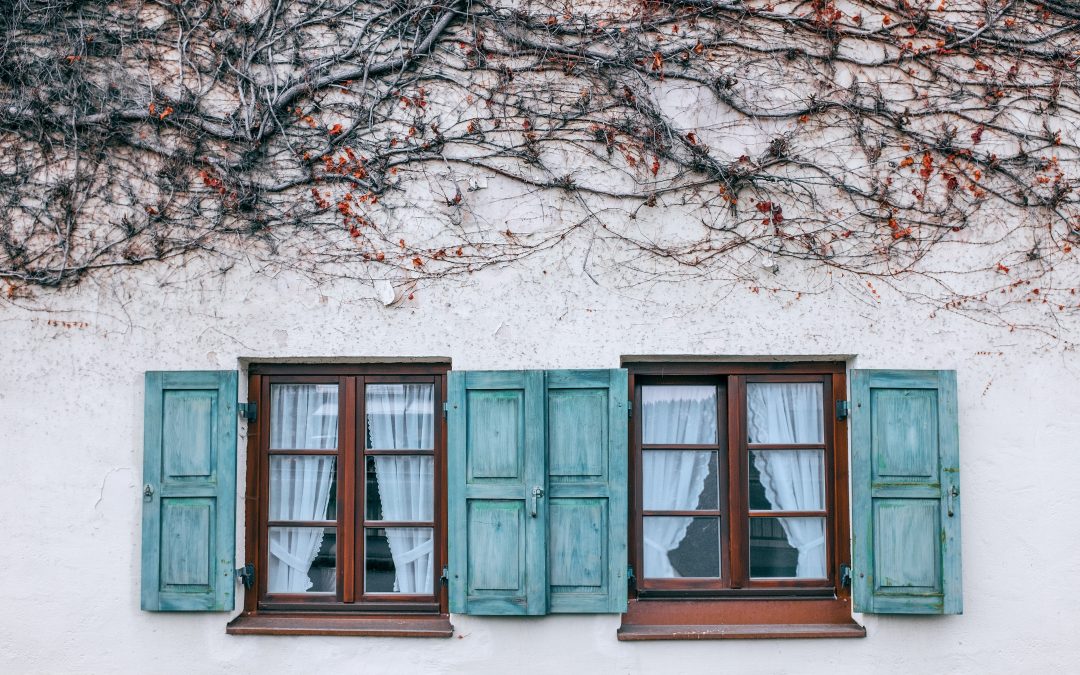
[
  {"xmin": 141, "ymin": 371, "xmax": 237, "ymax": 611},
  {"xmin": 448, "ymin": 369, "xmax": 629, "ymax": 615},
  {"xmin": 448, "ymin": 370, "xmax": 547, "ymax": 615},
  {"xmin": 545, "ymin": 369, "xmax": 627, "ymax": 613},
  {"xmin": 851, "ymin": 370, "xmax": 962, "ymax": 614}
]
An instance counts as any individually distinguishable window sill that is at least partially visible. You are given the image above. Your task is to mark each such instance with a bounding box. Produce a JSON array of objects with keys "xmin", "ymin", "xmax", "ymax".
[
  {"xmin": 617, "ymin": 597, "xmax": 865, "ymax": 641},
  {"xmin": 226, "ymin": 612, "xmax": 454, "ymax": 637}
]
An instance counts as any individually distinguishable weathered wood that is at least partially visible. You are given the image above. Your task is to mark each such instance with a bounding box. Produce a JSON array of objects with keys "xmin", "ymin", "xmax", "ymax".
[
  {"xmin": 448, "ymin": 370, "xmax": 546, "ymax": 615},
  {"xmin": 546, "ymin": 369, "xmax": 628, "ymax": 613},
  {"xmin": 851, "ymin": 369, "xmax": 962, "ymax": 614},
  {"xmin": 142, "ymin": 370, "xmax": 237, "ymax": 612}
]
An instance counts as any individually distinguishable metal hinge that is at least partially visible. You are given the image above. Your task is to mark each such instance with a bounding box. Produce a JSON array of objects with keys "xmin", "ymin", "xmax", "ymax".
[
  {"xmin": 839, "ymin": 563, "xmax": 852, "ymax": 589},
  {"xmin": 627, "ymin": 402, "xmax": 632, "ymax": 418},
  {"xmin": 835, "ymin": 400, "xmax": 849, "ymax": 421},
  {"xmin": 443, "ymin": 401, "xmax": 449, "ymax": 419},
  {"xmin": 440, "ymin": 566, "xmax": 449, "ymax": 586},
  {"xmin": 238, "ymin": 402, "xmax": 257, "ymax": 421},
  {"xmin": 236, "ymin": 563, "xmax": 255, "ymax": 589},
  {"xmin": 627, "ymin": 565, "xmax": 636, "ymax": 590}
]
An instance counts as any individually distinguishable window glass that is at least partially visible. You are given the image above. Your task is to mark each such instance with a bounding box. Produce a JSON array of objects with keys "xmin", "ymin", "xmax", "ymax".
[
  {"xmin": 268, "ymin": 527, "xmax": 337, "ymax": 593},
  {"xmin": 749, "ymin": 517, "xmax": 826, "ymax": 578},
  {"xmin": 270, "ymin": 384, "xmax": 339, "ymax": 449},
  {"xmin": 642, "ymin": 451, "xmax": 717, "ymax": 510},
  {"xmin": 366, "ymin": 384, "xmax": 434, "ymax": 449},
  {"xmin": 365, "ymin": 456, "xmax": 434, "ymax": 521},
  {"xmin": 746, "ymin": 382, "xmax": 823, "ymax": 444},
  {"xmin": 643, "ymin": 517, "xmax": 720, "ymax": 578},
  {"xmin": 365, "ymin": 527, "xmax": 434, "ymax": 594},
  {"xmin": 270, "ymin": 455, "xmax": 337, "ymax": 521},
  {"xmin": 748, "ymin": 450, "xmax": 825, "ymax": 511},
  {"xmin": 641, "ymin": 385, "xmax": 717, "ymax": 444}
]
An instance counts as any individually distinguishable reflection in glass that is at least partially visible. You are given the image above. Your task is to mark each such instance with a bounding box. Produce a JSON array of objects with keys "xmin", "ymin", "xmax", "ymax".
[
  {"xmin": 749, "ymin": 517, "xmax": 826, "ymax": 578},
  {"xmin": 642, "ymin": 516, "xmax": 720, "ymax": 579},
  {"xmin": 366, "ymin": 384, "xmax": 435, "ymax": 449},
  {"xmin": 366, "ymin": 456, "xmax": 434, "ymax": 521},
  {"xmin": 641, "ymin": 385, "xmax": 717, "ymax": 445},
  {"xmin": 268, "ymin": 527, "xmax": 337, "ymax": 593},
  {"xmin": 749, "ymin": 450, "xmax": 825, "ymax": 511},
  {"xmin": 365, "ymin": 527, "xmax": 434, "ymax": 594},
  {"xmin": 746, "ymin": 382, "xmax": 823, "ymax": 444},
  {"xmin": 642, "ymin": 451, "xmax": 717, "ymax": 510},
  {"xmin": 270, "ymin": 455, "xmax": 337, "ymax": 521},
  {"xmin": 270, "ymin": 384, "xmax": 338, "ymax": 449}
]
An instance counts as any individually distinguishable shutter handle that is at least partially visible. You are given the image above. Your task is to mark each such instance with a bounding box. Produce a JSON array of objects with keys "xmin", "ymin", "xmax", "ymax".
[
  {"xmin": 530, "ymin": 486, "xmax": 544, "ymax": 518},
  {"xmin": 947, "ymin": 485, "xmax": 959, "ymax": 517},
  {"xmin": 143, "ymin": 483, "xmax": 155, "ymax": 501}
]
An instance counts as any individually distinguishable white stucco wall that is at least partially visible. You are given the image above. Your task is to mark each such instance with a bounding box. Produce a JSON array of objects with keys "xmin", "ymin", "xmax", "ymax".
[{"xmin": 2, "ymin": 255, "xmax": 1079, "ymax": 674}]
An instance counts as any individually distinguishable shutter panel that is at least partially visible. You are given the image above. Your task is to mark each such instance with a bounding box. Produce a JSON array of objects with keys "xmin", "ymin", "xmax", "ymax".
[
  {"xmin": 141, "ymin": 371, "xmax": 237, "ymax": 611},
  {"xmin": 545, "ymin": 369, "xmax": 628, "ymax": 613},
  {"xmin": 448, "ymin": 370, "xmax": 547, "ymax": 615},
  {"xmin": 851, "ymin": 370, "xmax": 962, "ymax": 614}
]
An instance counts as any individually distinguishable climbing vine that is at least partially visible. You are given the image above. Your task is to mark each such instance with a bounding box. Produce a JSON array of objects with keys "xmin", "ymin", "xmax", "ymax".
[{"xmin": 1, "ymin": 0, "xmax": 1078, "ymax": 330}]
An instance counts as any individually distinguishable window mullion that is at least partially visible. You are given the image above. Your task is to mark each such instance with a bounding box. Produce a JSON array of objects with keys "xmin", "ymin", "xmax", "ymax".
[
  {"xmin": 340, "ymin": 375, "xmax": 357, "ymax": 603},
  {"xmin": 726, "ymin": 374, "xmax": 747, "ymax": 588}
]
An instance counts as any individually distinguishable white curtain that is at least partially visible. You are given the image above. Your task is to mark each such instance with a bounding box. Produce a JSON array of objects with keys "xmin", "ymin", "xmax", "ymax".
[
  {"xmin": 747, "ymin": 383, "xmax": 827, "ymax": 578},
  {"xmin": 368, "ymin": 384, "xmax": 435, "ymax": 594},
  {"xmin": 641, "ymin": 386, "xmax": 716, "ymax": 578},
  {"xmin": 268, "ymin": 385, "xmax": 338, "ymax": 593}
]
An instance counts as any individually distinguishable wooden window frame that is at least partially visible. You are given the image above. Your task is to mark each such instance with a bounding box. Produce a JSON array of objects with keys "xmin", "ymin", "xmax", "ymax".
[
  {"xmin": 227, "ymin": 363, "xmax": 453, "ymax": 637},
  {"xmin": 619, "ymin": 361, "xmax": 864, "ymax": 640}
]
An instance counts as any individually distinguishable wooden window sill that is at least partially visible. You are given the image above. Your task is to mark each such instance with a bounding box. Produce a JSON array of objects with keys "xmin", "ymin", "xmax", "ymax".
[
  {"xmin": 617, "ymin": 597, "xmax": 865, "ymax": 641},
  {"xmin": 226, "ymin": 612, "xmax": 454, "ymax": 637}
]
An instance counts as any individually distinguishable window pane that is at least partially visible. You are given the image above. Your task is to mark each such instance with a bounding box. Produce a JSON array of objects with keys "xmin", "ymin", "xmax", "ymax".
[
  {"xmin": 749, "ymin": 517, "xmax": 826, "ymax": 578},
  {"xmin": 746, "ymin": 382, "xmax": 823, "ymax": 444},
  {"xmin": 270, "ymin": 384, "xmax": 338, "ymax": 449},
  {"xmin": 268, "ymin": 527, "xmax": 336, "ymax": 593},
  {"xmin": 270, "ymin": 455, "xmax": 337, "ymax": 521},
  {"xmin": 641, "ymin": 385, "xmax": 717, "ymax": 445},
  {"xmin": 642, "ymin": 451, "xmax": 717, "ymax": 511},
  {"xmin": 642, "ymin": 516, "xmax": 720, "ymax": 578},
  {"xmin": 748, "ymin": 450, "xmax": 825, "ymax": 511},
  {"xmin": 365, "ymin": 456, "xmax": 434, "ymax": 521},
  {"xmin": 366, "ymin": 384, "xmax": 435, "ymax": 449},
  {"xmin": 365, "ymin": 527, "xmax": 434, "ymax": 594}
]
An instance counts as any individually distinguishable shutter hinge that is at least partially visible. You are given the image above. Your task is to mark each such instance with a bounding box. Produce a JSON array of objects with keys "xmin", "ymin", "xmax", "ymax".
[
  {"xmin": 440, "ymin": 566, "xmax": 449, "ymax": 586},
  {"xmin": 627, "ymin": 565, "xmax": 636, "ymax": 590},
  {"xmin": 236, "ymin": 563, "xmax": 255, "ymax": 589},
  {"xmin": 839, "ymin": 563, "xmax": 852, "ymax": 589},
  {"xmin": 835, "ymin": 400, "xmax": 849, "ymax": 421},
  {"xmin": 627, "ymin": 402, "xmax": 632, "ymax": 418},
  {"xmin": 443, "ymin": 401, "xmax": 450, "ymax": 419},
  {"xmin": 238, "ymin": 402, "xmax": 257, "ymax": 421}
]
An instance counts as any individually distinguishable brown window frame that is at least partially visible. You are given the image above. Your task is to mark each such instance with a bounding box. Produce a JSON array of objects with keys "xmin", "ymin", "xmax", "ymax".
[
  {"xmin": 620, "ymin": 361, "xmax": 864, "ymax": 640},
  {"xmin": 227, "ymin": 362, "xmax": 453, "ymax": 637}
]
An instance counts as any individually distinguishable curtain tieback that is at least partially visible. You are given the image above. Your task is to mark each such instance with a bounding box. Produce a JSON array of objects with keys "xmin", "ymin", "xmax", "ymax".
[
  {"xmin": 397, "ymin": 537, "xmax": 434, "ymax": 564},
  {"xmin": 269, "ymin": 539, "xmax": 313, "ymax": 572},
  {"xmin": 643, "ymin": 537, "xmax": 669, "ymax": 553},
  {"xmin": 800, "ymin": 536, "xmax": 825, "ymax": 550}
]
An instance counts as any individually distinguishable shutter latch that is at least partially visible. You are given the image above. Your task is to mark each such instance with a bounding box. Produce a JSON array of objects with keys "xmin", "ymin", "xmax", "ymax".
[
  {"xmin": 440, "ymin": 566, "xmax": 449, "ymax": 586},
  {"xmin": 839, "ymin": 563, "xmax": 852, "ymax": 588},
  {"xmin": 238, "ymin": 402, "xmax": 257, "ymax": 421},
  {"xmin": 835, "ymin": 400, "xmax": 849, "ymax": 421},
  {"xmin": 236, "ymin": 563, "xmax": 255, "ymax": 589}
]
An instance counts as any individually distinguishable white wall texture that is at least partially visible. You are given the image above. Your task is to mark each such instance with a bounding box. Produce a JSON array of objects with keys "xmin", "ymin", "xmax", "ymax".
[{"xmin": 2, "ymin": 251, "xmax": 1079, "ymax": 674}]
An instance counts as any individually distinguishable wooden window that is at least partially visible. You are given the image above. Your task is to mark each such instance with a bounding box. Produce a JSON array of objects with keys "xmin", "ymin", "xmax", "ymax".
[
  {"xmin": 620, "ymin": 362, "xmax": 864, "ymax": 640},
  {"xmin": 227, "ymin": 363, "xmax": 452, "ymax": 637}
]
